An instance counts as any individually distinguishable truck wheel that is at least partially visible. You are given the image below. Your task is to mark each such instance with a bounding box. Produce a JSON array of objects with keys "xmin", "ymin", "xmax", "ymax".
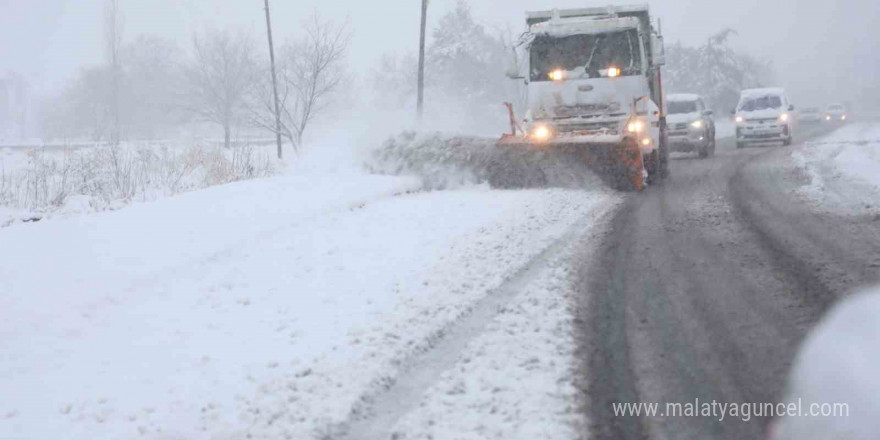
[
  {"xmin": 736, "ymin": 141, "xmax": 746, "ymax": 149},
  {"xmin": 783, "ymin": 136, "xmax": 793, "ymax": 146},
  {"xmin": 699, "ymin": 144, "xmax": 709, "ymax": 158}
]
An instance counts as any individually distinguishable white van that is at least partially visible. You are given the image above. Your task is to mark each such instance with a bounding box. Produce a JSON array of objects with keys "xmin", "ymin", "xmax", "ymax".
[{"xmin": 733, "ymin": 88, "xmax": 795, "ymax": 148}]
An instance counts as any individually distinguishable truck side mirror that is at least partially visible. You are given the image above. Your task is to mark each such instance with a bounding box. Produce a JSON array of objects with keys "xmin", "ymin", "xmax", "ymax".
[
  {"xmin": 704, "ymin": 110, "xmax": 714, "ymax": 116},
  {"xmin": 788, "ymin": 105, "xmax": 795, "ymax": 111},
  {"xmin": 505, "ymin": 63, "xmax": 524, "ymax": 80},
  {"xmin": 651, "ymin": 34, "xmax": 666, "ymax": 66}
]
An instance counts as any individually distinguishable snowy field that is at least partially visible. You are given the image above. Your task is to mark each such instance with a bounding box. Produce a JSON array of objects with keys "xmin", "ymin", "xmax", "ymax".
[
  {"xmin": 0, "ymin": 142, "xmax": 281, "ymax": 227},
  {"xmin": 0, "ymin": 146, "xmax": 621, "ymax": 439},
  {"xmin": 791, "ymin": 122, "xmax": 880, "ymax": 215}
]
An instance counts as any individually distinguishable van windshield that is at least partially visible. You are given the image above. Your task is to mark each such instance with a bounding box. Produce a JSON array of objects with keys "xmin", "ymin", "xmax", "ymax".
[
  {"xmin": 529, "ymin": 29, "xmax": 642, "ymax": 82},
  {"xmin": 738, "ymin": 95, "xmax": 782, "ymax": 112},
  {"xmin": 668, "ymin": 101, "xmax": 698, "ymax": 114}
]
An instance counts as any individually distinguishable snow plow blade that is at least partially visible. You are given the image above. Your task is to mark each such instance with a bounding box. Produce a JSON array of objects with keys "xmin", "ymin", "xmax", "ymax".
[
  {"xmin": 371, "ymin": 132, "xmax": 648, "ymax": 192},
  {"xmin": 496, "ymin": 133, "xmax": 647, "ymax": 191}
]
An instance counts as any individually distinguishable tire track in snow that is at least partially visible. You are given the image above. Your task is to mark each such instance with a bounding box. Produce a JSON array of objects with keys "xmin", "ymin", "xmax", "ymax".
[{"xmin": 339, "ymin": 200, "xmax": 621, "ymax": 440}]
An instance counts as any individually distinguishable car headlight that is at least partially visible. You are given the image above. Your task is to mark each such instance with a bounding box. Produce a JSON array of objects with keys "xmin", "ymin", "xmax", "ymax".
[
  {"xmin": 531, "ymin": 125, "xmax": 552, "ymax": 140},
  {"xmin": 826, "ymin": 115, "xmax": 832, "ymax": 121},
  {"xmin": 779, "ymin": 113, "xmax": 789, "ymax": 122},
  {"xmin": 841, "ymin": 115, "xmax": 847, "ymax": 120},
  {"xmin": 548, "ymin": 69, "xmax": 565, "ymax": 82},
  {"xmin": 691, "ymin": 120, "xmax": 703, "ymax": 129},
  {"xmin": 627, "ymin": 120, "xmax": 646, "ymax": 133},
  {"xmin": 735, "ymin": 116, "xmax": 744, "ymax": 124}
]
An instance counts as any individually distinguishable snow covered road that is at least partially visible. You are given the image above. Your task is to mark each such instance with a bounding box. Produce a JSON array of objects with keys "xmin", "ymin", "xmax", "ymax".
[
  {"xmin": 581, "ymin": 121, "xmax": 880, "ymax": 440},
  {"xmin": 0, "ymin": 169, "xmax": 620, "ymax": 439}
]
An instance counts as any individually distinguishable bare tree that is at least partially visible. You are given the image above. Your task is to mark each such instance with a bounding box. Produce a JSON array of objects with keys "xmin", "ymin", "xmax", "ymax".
[
  {"xmin": 42, "ymin": 66, "xmax": 114, "ymax": 143},
  {"xmin": 122, "ymin": 35, "xmax": 183, "ymax": 139},
  {"xmin": 104, "ymin": 0, "xmax": 124, "ymax": 146},
  {"xmin": 185, "ymin": 31, "xmax": 257, "ymax": 149},
  {"xmin": 250, "ymin": 13, "xmax": 350, "ymax": 152}
]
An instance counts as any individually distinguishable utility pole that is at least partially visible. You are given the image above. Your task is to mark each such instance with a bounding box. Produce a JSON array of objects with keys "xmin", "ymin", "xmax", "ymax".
[
  {"xmin": 417, "ymin": 0, "xmax": 428, "ymax": 121},
  {"xmin": 264, "ymin": 0, "xmax": 283, "ymax": 159}
]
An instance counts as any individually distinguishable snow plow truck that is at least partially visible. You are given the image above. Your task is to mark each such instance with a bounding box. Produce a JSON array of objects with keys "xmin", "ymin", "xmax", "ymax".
[{"xmin": 502, "ymin": 5, "xmax": 668, "ymax": 190}]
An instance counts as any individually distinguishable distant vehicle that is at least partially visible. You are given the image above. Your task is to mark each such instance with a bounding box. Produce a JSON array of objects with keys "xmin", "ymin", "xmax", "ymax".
[
  {"xmin": 667, "ymin": 94, "xmax": 716, "ymax": 158},
  {"xmin": 825, "ymin": 103, "xmax": 847, "ymax": 122},
  {"xmin": 799, "ymin": 107, "xmax": 823, "ymax": 123},
  {"xmin": 734, "ymin": 88, "xmax": 795, "ymax": 148}
]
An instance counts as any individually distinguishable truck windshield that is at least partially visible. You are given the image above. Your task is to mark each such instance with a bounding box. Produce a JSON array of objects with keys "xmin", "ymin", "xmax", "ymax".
[
  {"xmin": 738, "ymin": 96, "xmax": 782, "ymax": 112},
  {"xmin": 668, "ymin": 101, "xmax": 698, "ymax": 114},
  {"xmin": 529, "ymin": 30, "xmax": 642, "ymax": 82}
]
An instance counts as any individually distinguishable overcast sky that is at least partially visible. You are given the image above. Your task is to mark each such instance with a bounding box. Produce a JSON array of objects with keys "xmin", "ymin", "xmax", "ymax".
[{"xmin": 2, "ymin": 0, "xmax": 878, "ymax": 107}]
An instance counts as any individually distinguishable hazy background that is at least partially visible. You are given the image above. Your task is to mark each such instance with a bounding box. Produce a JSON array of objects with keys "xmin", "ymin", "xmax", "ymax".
[
  {"xmin": 1, "ymin": 0, "xmax": 878, "ymax": 139},
  {"xmin": 2, "ymin": 0, "xmax": 878, "ymax": 104}
]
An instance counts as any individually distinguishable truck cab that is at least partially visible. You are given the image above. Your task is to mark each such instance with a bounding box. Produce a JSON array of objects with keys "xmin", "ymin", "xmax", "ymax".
[{"xmin": 518, "ymin": 6, "xmax": 666, "ymax": 158}]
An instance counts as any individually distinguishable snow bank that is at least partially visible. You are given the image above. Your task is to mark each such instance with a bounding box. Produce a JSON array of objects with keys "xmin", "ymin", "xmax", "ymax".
[
  {"xmin": 790, "ymin": 123, "xmax": 880, "ymax": 211},
  {"xmin": 0, "ymin": 159, "xmax": 618, "ymax": 440},
  {"xmin": 773, "ymin": 288, "xmax": 880, "ymax": 440},
  {"xmin": 0, "ymin": 143, "xmax": 281, "ymax": 226}
]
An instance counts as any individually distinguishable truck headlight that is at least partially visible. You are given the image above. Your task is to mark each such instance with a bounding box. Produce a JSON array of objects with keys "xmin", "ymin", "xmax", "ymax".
[
  {"xmin": 605, "ymin": 67, "xmax": 621, "ymax": 78},
  {"xmin": 532, "ymin": 125, "xmax": 552, "ymax": 140},
  {"xmin": 691, "ymin": 120, "xmax": 703, "ymax": 129},
  {"xmin": 735, "ymin": 116, "xmax": 744, "ymax": 124},
  {"xmin": 779, "ymin": 113, "xmax": 789, "ymax": 122},
  {"xmin": 627, "ymin": 120, "xmax": 645, "ymax": 133},
  {"xmin": 548, "ymin": 69, "xmax": 565, "ymax": 82}
]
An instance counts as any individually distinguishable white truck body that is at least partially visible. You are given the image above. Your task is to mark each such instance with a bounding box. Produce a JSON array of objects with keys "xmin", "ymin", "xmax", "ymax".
[{"xmin": 518, "ymin": 5, "xmax": 666, "ymax": 155}]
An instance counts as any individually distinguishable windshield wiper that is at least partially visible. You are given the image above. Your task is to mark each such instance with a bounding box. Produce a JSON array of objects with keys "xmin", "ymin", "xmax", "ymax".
[{"xmin": 583, "ymin": 36, "xmax": 604, "ymax": 76}]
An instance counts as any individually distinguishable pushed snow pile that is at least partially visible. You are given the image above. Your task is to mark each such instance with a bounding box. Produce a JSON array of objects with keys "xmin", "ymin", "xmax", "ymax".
[
  {"xmin": 370, "ymin": 131, "xmax": 606, "ymax": 190},
  {"xmin": 773, "ymin": 289, "xmax": 880, "ymax": 440}
]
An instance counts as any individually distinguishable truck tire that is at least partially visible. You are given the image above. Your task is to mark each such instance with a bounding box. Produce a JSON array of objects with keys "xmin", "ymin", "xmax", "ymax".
[{"xmin": 699, "ymin": 143, "xmax": 709, "ymax": 158}]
